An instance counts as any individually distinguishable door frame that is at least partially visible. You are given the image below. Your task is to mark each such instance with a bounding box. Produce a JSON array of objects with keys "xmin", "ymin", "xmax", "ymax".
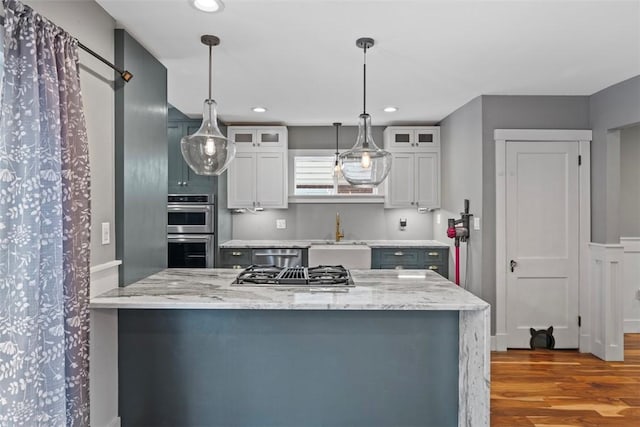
[{"xmin": 495, "ymin": 129, "xmax": 592, "ymax": 352}]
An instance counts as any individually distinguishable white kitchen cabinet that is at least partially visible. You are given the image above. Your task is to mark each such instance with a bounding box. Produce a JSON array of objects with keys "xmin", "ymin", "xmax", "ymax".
[
  {"xmin": 384, "ymin": 126, "xmax": 440, "ymax": 209},
  {"xmin": 228, "ymin": 126, "xmax": 287, "ymax": 151},
  {"xmin": 227, "ymin": 126, "xmax": 288, "ymax": 209},
  {"xmin": 383, "ymin": 126, "xmax": 440, "ymax": 151}
]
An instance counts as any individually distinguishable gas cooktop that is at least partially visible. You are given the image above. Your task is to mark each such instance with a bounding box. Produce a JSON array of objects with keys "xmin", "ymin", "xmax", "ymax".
[{"xmin": 233, "ymin": 265, "xmax": 354, "ymax": 287}]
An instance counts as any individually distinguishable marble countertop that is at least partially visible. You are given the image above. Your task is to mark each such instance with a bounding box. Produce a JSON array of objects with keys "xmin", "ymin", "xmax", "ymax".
[
  {"xmin": 90, "ymin": 269, "xmax": 488, "ymax": 311},
  {"xmin": 219, "ymin": 239, "xmax": 449, "ymax": 248}
]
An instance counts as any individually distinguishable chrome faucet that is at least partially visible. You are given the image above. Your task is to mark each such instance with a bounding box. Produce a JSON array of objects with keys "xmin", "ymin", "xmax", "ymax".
[{"xmin": 335, "ymin": 212, "xmax": 345, "ymax": 242}]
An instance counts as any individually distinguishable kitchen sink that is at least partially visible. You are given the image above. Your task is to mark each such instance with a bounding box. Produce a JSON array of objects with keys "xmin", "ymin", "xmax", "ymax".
[
  {"xmin": 308, "ymin": 244, "xmax": 371, "ymax": 269},
  {"xmin": 310, "ymin": 240, "xmax": 368, "ymax": 245}
]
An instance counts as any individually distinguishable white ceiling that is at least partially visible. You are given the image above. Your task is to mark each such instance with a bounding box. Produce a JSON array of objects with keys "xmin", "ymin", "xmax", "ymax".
[{"xmin": 96, "ymin": 0, "xmax": 640, "ymax": 125}]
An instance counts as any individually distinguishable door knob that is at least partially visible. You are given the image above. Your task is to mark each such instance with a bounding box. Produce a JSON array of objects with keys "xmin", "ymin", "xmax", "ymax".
[{"xmin": 510, "ymin": 260, "xmax": 517, "ymax": 272}]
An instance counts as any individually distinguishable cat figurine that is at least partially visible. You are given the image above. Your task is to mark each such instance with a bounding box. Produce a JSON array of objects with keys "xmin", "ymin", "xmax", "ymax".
[{"xmin": 529, "ymin": 326, "xmax": 555, "ymax": 349}]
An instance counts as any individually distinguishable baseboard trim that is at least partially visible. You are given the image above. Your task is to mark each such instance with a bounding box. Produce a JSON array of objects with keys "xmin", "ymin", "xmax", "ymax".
[
  {"xmin": 624, "ymin": 320, "xmax": 640, "ymax": 333},
  {"xmin": 579, "ymin": 333, "xmax": 591, "ymax": 353},
  {"xmin": 91, "ymin": 260, "xmax": 122, "ymax": 275},
  {"xmin": 494, "ymin": 333, "xmax": 508, "ymax": 351},
  {"xmin": 490, "ymin": 336, "xmax": 496, "ymax": 351}
]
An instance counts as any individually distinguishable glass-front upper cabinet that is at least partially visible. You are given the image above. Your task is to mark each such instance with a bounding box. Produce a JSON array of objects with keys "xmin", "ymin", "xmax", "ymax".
[
  {"xmin": 383, "ymin": 126, "xmax": 440, "ymax": 150},
  {"xmin": 227, "ymin": 127, "xmax": 286, "ymax": 151}
]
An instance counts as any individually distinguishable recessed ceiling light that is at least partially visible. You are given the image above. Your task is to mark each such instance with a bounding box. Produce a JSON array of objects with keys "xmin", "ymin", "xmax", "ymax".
[
  {"xmin": 252, "ymin": 107, "xmax": 267, "ymax": 113},
  {"xmin": 383, "ymin": 106, "xmax": 398, "ymax": 113},
  {"xmin": 192, "ymin": 0, "xmax": 224, "ymax": 13}
]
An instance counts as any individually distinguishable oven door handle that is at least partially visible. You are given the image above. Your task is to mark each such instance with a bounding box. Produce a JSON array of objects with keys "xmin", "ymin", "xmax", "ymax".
[
  {"xmin": 167, "ymin": 205, "xmax": 213, "ymax": 213},
  {"xmin": 168, "ymin": 235, "xmax": 213, "ymax": 243},
  {"xmin": 253, "ymin": 252, "xmax": 300, "ymax": 257}
]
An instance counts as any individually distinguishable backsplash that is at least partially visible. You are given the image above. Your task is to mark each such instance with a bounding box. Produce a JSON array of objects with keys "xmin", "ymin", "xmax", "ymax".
[{"xmin": 231, "ymin": 204, "xmax": 434, "ymax": 240}]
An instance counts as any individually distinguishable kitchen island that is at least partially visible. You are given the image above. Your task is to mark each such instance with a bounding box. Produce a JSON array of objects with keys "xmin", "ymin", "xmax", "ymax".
[{"xmin": 91, "ymin": 269, "xmax": 489, "ymax": 427}]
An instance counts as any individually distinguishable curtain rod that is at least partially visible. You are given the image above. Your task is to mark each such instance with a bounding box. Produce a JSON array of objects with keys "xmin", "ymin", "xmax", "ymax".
[{"xmin": 0, "ymin": 15, "xmax": 133, "ymax": 82}]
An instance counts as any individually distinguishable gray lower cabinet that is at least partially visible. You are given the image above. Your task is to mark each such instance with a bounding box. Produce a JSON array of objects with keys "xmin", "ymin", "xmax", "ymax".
[
  {"xmin": 220, "ymin": 248, "xmax": 252, "ymax": 269},
  {"xmin": 371, "ymin": 247, "xmax": 449, "ymax": 278},
  {"xmin": 220, "ymin": 248, "xmax": 308, "ymax": 269}
]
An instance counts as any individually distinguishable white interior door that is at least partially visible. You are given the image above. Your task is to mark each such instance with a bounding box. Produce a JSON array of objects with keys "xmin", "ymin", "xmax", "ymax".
[{"xmin": 506, "ymin": 141, "xmax": 580, "ymax": 348}]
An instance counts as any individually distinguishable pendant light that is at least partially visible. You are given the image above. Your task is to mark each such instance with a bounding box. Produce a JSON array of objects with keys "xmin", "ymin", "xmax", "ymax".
[
  {"xmin": 332, "ymin": 122, "xmax": 342, "ymax": 178},
  {"xmin": 181, "ymin": 35, "xmax": 236, "ymax": 176},
  {"xmin": 338, "ymin": 37, "xmax": 392, "ymax": 187}
]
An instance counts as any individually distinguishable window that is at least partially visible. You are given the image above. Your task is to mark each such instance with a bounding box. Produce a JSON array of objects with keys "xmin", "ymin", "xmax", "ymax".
[{"xmin": 291, "ymin": 150, "xmax": 380, "ymax": 198}]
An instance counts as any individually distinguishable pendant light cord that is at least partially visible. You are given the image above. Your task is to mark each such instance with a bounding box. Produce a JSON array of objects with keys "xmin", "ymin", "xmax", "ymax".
[
  {"xmin": 208, "ymin": 44, "xmax": 213, "ymax": 101},
  {"xmin": 362, "ymin": 45, "xmax": 367, "ymax": 115}
]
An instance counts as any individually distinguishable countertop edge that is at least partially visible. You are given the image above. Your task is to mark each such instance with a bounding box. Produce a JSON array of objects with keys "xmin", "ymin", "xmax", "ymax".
[
  {"xmin": 219, "ymin": 240, "xmax": 450, "ymax": 249},
  {"xmin": 90, "ymin": 302, "xmax": 490, "ymax": 311}
]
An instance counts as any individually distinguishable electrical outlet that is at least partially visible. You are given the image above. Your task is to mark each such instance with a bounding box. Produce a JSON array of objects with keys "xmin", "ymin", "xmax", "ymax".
[
  {"xmin": 436, "ymin": 214, "xmax": 441, "ymax": 224},
  {"xmin": 276, "ymin": 219, "xmax": 286, "ymax": 229},
  {"xmin": 473, "ymin": 217, "xmax": 481, "ymax": 230},
  {"xmin": 399, "ymin": 218, "xmax": 407, "ymax": 230},
  {"xmin": 101, "ymin": 222, "xmax": 110, "ymax": 245}
]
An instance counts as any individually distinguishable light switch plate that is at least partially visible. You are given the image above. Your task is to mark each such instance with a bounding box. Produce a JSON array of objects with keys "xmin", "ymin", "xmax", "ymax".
[
  {"xmin": 101, "ymin": 222, "xmax": 110, "ymax": 245},
  {"xmin": 473, "ymin": 217, "xmax": 481, "ymax": 230},
  {"xmin": 436, "ymin": 214, "xmax": 441, "ymax": 224},
  {"xmin": 276, "ymin": 219, "xmax": 286, "ymax": 229}
]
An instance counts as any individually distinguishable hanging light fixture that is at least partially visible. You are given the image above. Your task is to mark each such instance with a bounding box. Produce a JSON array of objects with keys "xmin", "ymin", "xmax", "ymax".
[
  {"xmin": 332, "ymin": 122, "xmax": 342, "ymax": 178},
  {"xmin": 181, "ymin": 35, "xmax": 236, "ymax": 176},
  {"xmin": 338, "ymin": 37, "xmax": 392, "ymax": 187}
]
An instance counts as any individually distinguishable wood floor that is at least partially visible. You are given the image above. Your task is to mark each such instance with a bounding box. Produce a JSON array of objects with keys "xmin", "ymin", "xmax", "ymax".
[{"xmin": 491, "ymin": 334, "xmax": 640, "ymax": 426}]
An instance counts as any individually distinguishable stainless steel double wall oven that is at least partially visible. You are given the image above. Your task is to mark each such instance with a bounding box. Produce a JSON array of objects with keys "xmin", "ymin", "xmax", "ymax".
[{"xmin": 167, "ymin": 194, "xmax": 215, "ymax": 268}]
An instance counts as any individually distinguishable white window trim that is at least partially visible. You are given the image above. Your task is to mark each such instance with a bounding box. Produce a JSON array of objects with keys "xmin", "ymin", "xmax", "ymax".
[{"xmin": 288, "ymin": 149, "xmax": 385, "ymax": 204}]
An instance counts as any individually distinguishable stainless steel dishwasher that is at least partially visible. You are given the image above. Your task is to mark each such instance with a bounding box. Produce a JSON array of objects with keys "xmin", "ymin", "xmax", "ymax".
[{"xmin": 252, "ymin": 248, "xmax": 303, "ymax": 268}]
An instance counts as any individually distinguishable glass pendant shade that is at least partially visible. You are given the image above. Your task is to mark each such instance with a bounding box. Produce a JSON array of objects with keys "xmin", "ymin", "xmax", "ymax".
[
  {"xmin": 181, "ymin": 99, "xmax": 236, "ymax": 175},
  {"xmin": 181, "ymin": 35, "xmax": 235, "ymax": 176},
  {"xmin": 339, "ymin": 113, "xmax": 391, "ymax": 187}
]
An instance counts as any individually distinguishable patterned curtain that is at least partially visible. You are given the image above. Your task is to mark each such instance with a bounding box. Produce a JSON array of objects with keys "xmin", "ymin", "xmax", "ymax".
[{"xmin": 0, "ymin": 0, "xmax": 91, "ymax": 425}]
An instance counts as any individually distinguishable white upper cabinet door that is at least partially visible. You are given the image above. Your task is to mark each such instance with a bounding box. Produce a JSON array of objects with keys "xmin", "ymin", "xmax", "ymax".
[
  {"xmin": 228, "ymin": 128, "xmax": 256, "ymax": 151},
  {"xmin": 256, "ymin": 152, "xmax": 287, "ymax": 208},
  {"xmin": 386, "ymin": 153, "xmax": 415, "ymax": 208},
  {"xmin": 414, "ymin": 127, "xmax": 440, "ymax": 149},
  {"xmin": 256, "ymin": 128, "xmax": 286, "ymax": 150},
  {"xmin": 227, "ymin": 152, "xmax": 257, "ymax": 208},
  {"xmin": 386, "ymin": 128, "xmax": 414, "ymax": 150},
  {"xmin": 415, "ymin": 152, "xmax": 440, "ymax": 208},
  {"xmin": 384, "ymin": 126, "xmax": 440, "ymax": 150},
  {"xmin": 228, "ymin": 126, "xmax": 287, "ymax": 151}
]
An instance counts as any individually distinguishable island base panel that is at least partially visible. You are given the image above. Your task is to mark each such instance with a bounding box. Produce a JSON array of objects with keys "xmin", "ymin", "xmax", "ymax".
[{"xmin": 118, "ymin": 309, "xmax": 459, "ymax": 427}]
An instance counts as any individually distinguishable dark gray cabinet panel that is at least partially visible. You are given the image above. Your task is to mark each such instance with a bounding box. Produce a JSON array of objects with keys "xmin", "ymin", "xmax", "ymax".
[
  {"xmin": 168, "ymin": 119, "xmax": 215, "ymax": 194},
  {"xmin": 220, "ymin": 248, "xmax": 309, "ymax": 269},
  {"xmin": 371, "ymin": 247, "xmax": 449, "ymax": 279},
  {"xmin": 220, "ymin": 248, "xmax": 252, "ymax": 269}
]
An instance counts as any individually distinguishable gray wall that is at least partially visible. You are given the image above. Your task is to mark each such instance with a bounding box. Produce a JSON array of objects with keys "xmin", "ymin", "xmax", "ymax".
[
  {"xmin": 232, "ymin": 204, "xmax": 433, "ymax": 240},
  {"xmin": 620, "ymin": 125, "xmax": 640, "ymax": 237},
  {"xmin": 589, "ymin": 75, "xmax": 640, "ymax": 243},
  {"xmin": 29, "ymin": 1, "xmax": 116, "ymax": 267},
  {"xmin": 115, "ymin": 29, "xmax": 168, "ymax": 285},
  {"xmin": 288, "ymin": 125, "xmax": 384, "ymax": 150},
  {"xmin": 232, "ymin": 125, "xmax": 434, "ymax": 240},
  {"xmin": 435, "ymin": 96, "xmax": 483, "ymax": 293}
]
